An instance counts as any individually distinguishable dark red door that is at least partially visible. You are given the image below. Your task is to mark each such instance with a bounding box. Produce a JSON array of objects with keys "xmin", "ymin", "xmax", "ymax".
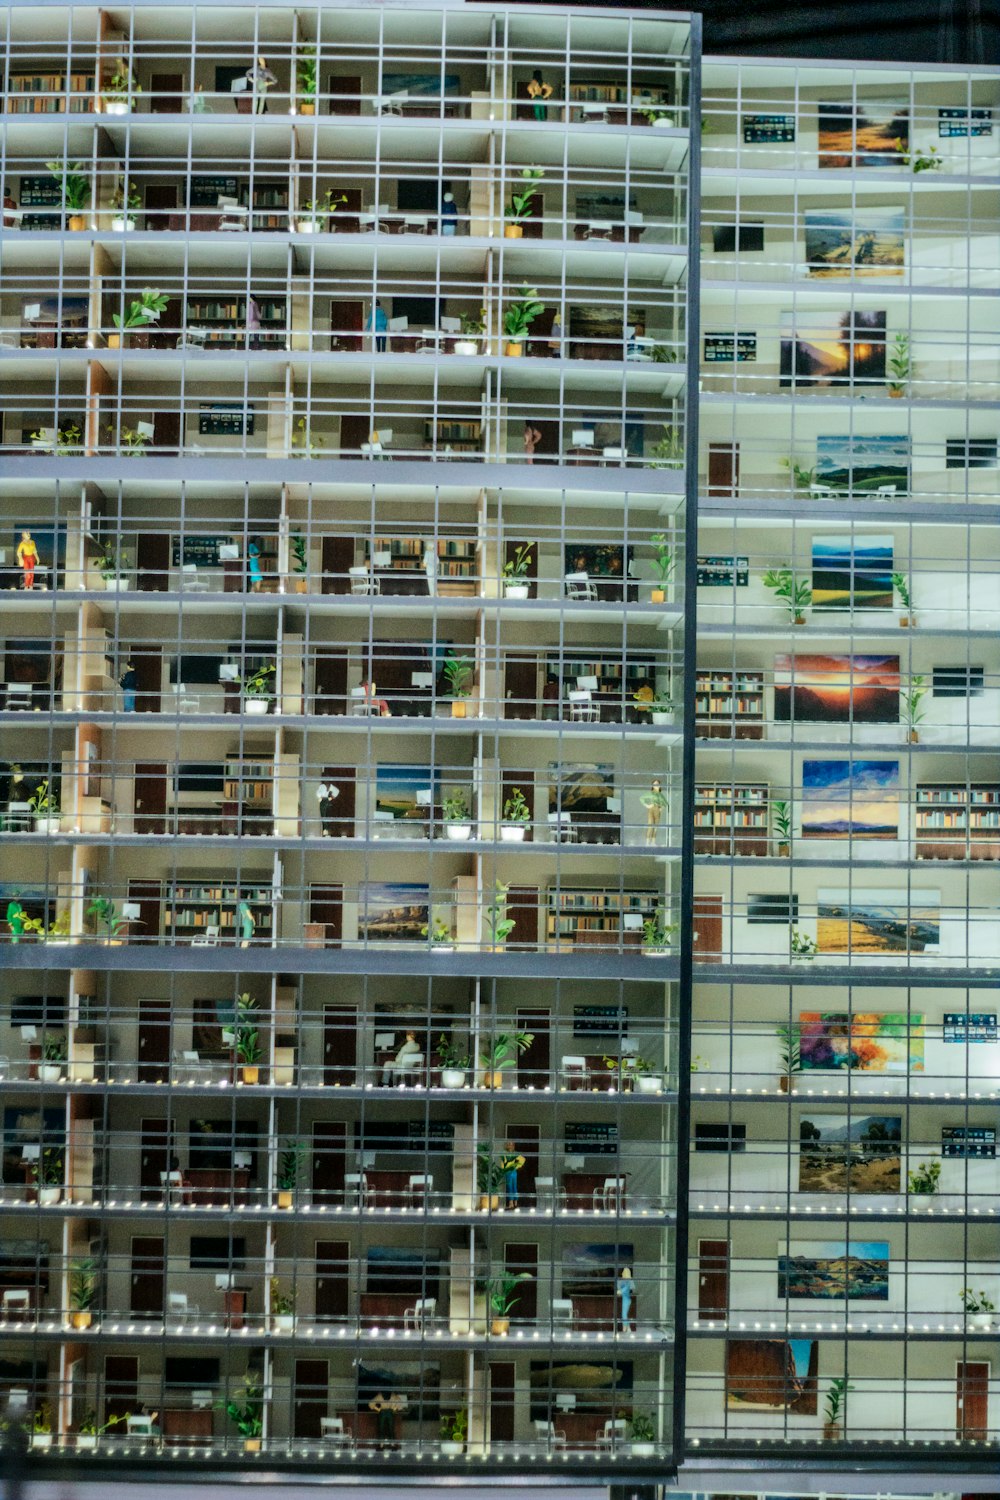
[
  {"xmin": 506, "ymin": 886, "xmax": 539, "ymax": 950},
  {"xmin": 693, "ymin": 895, "xmax": 723, "ymax": 963},
  {"xmin": 135, "ymin": 533, "xmax": 170, "ymax": 590},
  {"xmin": 327, "ymin": 76, "xmax": 361, "ymax": 115},
  {"xmin": 504, "ymin": 1242, "xmax": 538, "ymax": 1326},
  {"xmin": 149, "ymin": 76, "xmax": 184, "ymax": 113},
  {"xmin": 137, "ymin": 997, "xmax": 171, "ymax": 1082},
  {"xmin": 130, "ymin": 1237, "xmax": 164, "ymax": 1316},
  {"xmin": 329, "ymin": 301, "xmax": 364, "ymax": 352},
  {"xmin": 312, "ymin": 1121, "xmax": 347, "ymax": 1203},
  {"xmin": 504, "ymin": 654, "xmax": 538, "ymax": 719},
  {"xmin": 132, "ymin": 647, "xmax": 161, "ymax": 713},
  {"xmin": 294, "ymin": 1359, "xmax": 329, "ymax": 1438},
  {"xmin": 321, "ymin": 766, "xmax": 356, "ymax": 835},
  {"xmin": 128, "ymin": 878, "xmax": 162, "ymax": 944},
  {"xmin": 698, "ymin": 1239, "xmax": 729, "ymax": 1321},
  {"xmin": 104, "ymin": 1355, "xmax": 138, "ymax": 1424},
  {"xmin": 134, "ymin": 763, "xmax": 167, "ymax": 836},
  {"xmin": 323, "ymin": 1005, "xmax": 355, "ymax": 1083},
  {"xmin": 321, "ymin": 536, "xmax": 354, "ymax": 594},
  {"xmin": 957, "ymin": 1362, "xmax": 989, "ymax": 1439},
  {"xmin": 316, "ymin": 1240, "xmax": 350, "ymax": 1323},
  {"xmin": 314, "ymin": 648, "xmax": 348, "ymax": 713},
  {"xmin": 489, "ymin": 1362, "xmax": 516, "ymax": 1444},
  {"xmin": 708, "ymin": 441, "xmax": 739, "ymax": 498},
  {"xmin": 311, "ymin": 886, "xmax": 344, "ymax": 949},
  {"xmin": 140, "ymin": 1118, "xmax": 170, "ymax": 1202},
  {"xmin": 143, "ymin": 184, "xmax": 177, "ymax": 229}
]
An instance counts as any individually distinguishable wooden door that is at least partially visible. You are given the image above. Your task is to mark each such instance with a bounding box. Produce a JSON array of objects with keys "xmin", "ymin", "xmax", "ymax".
[
  {"xmin": 311, "ymin": 886, "xmax": 344, "ymax": 949},
  {"xmin": 312, "ymin": 1121, "xmax": 347, "ymax": 1203},
  {"xmin": 332, "ymin": 186, "xmax": 362, "ymax": 234},
  {"xmin": 104, "ymin": 1354, "xmax": 138, "ymax": 1424},
  {"xmin": 127, "ymin": 878, "xmax": 162, "ymax": 944},
  {"xmin": 504, "ymin": 653, "xmax": 538, "ymax": 719},
  {"xmin": 132, "ymin": 646, "xmax": 161, "ymax": 712},
  {"xmin": 957, "ymin": 1361, "xmax": 989, "ymax": 1440},
  {"xmin": 693, "ymin": 894, "xmax": 723, "ymax": 963},
  {"xmin": 135, "ymin": 533, "xmax": 170, "ymax": 590},
  {"xmin": 294, "ymin": 1358, "xmax": 329, "ymax": 1439},
  {"xmin": 323, "ymin": 1004, "xmax": 356, "ymax": 1084},
  {"xmin": 137, "ymin": 997, "xmax": 171, "ymax": 1083},
  {"xmin": 130, "ymin": 1236, "xmax": 164, "ymax": 1316},
  {"xmin": 327, "ymin": 75, "xmax": 361, "ymax": 115},
  {"xmin": 338, "ymin": 412, "xmax": 370, "ymax": 455},
  {"xmin": 134, "ymin": 763, "xmax": 167, "ymax": 836},
  {"xmin": 698, "ymin": 1239, "xmax": 729, "ymax": 1321},
  {"xmin": 516, "ymin": 1007, "xmax": 549, "ymax": 1088},
  {"xmin": 708, "ymin": 441, "xmax": 739, "ymax": 498},
  {"xmin": 143, "ymin": 183, "xmax": 177, "ymax": 230},
  {"xmin": 321, "ymin": 766, "xmax": 355, "ymax": 836},
  {"xmin": 504, "ymin": 1242, "xmax": 538, "ymax": 1325},
  {"xmin": 152, "ymin": 410, "xmax": 181, "ymax": 455},
  {"xmin": 140, "ymin": 1117, "xmax": 170, "ymax": 1202},
  {"xmin": 149, "ymin": 75, "xmax": 184, "ymax": 113},
  {"xmin": 489, "ymin": 1361, "xmax": 516, "ymax": 1444},
  {"xmin": 321, "ymin": 536, "xmax": 354, "ymax": 595},
  {"xmin": 315, "ymin": 1240, "xmax": 350, "ymax": 1323},
  {"xmin": 521, "ymin": 192, "xmax": 544, "ymax": 239},
  {"xmin": 329, "ymin": 301, "xmax": 364, "ymax": 353},
  {"xmin": 314, "ymin": 648, "xmax": 348, "ymax": 713},
  {"xmin": 506, "ymin": 885, "xmax": 539, "ymax": 951}
]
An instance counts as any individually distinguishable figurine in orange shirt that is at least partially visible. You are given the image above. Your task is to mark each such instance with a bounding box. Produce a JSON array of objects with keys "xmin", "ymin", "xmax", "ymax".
[{"xmin": 16, "ymin": 530, "xmax": 39, "ymax": 589}]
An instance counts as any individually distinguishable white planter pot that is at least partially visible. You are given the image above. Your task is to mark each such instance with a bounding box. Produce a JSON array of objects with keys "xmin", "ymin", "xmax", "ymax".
[
  {"xmin": 39, "ymin": 1186, "xmax": 61, "ymax": 1205},
  {"xmin": 642, "ymin": 946, "xmax": 670, "ymax": 958},
  {"xmin": 104, "ymin": 576, "xmax": 124, "ymax": 589},
  {"xmin": 111, "ymin": 215, "xmax": 136, "ymax": 231},
  {"xmin": 35, "ymin": 816, "xmax": 61, "ymax": 835},
  {"xmin": 296, "ymin": 218, "xmax": 321, "ymax": 234},
  {"xmin": 431, "ymin": 944, "xmax": 455, "ymax": 954},
  {"xmin": 504, "ymin": 583, "xmax": 529, "ymax": 599},
  {"xmin": 500, "ymin": 824, "xmax": 526, "ymax": 842},
  {"xmin": 272, "ymin": 1314, "xmax": 295, "ymax": 1332},
  {"xmin": 244, "ymin": 699, "xmax": 270, "ymax": 715},
  {"xmin": 651, "ymin": 711, "xmax": 671, "ymax": 726},
  {"xmin": 440, "ymin": 1068, "xmax": 466, "ymax": 1089},
  {"xmin": 440, "ymin": 1441, "xmax": 464, "ymax": 1456},
  {"xmin": 651, "ymin": 116, "xmax": 674, "ymax": 127},
  {"xmin": 631, "ymin": 1441, "xmax": 655, "ymax": 1457},
  {"xmin": 971, "ymin": 1313, "xmax": 992, "ymax": 1331},
  {"xmin": 104, "ymin": 100, "xmax": 131, "ymax": 115},
  {"xmin": 76, "ymin": 1435, "xmax": 98, "ymax": 1451},
  {"xmin": 446, "ymin": 823, "xmax": 472, "ymax": 841},
  {"xmin": 636, "ymin": 1074, "xmax": 662, "ymax": 1093},
  {"xmin": 39, "ymin": 1063, "xmax": 62, "ymax": 1082},
  {"xmin": 453, "ymin": 340, "xmax": 478, "ymax": 357},
  {"xmin": 31, "ymin": 1434, "xmax": 53, "ymax": 1450}
]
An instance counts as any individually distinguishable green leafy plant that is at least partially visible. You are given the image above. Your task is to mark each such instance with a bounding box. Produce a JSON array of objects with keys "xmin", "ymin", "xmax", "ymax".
[
  {"xmin": 32, "ymin": 423, "xmax": 82, "ymax": 453},
  {"xmin": 648, "ymin": 424, "xmax": 683, "ymax": 468},
  {"xmin": 291, "ymin": 534, "xmax": 308, "ymax": 574},
  {"xmin": 87, "ymin": 896, "xmax": 126, "ymax": 938},
  {"xmin": 629, "ymin": 1413, "xmax": 656, "ymax": 1442},
  {"xmin": 218, "ymin": 1377, "xmax": 264, "ymax": 1439},
  {"xmin": 790, "ymin": 928, "xmax": 817, "ymax": 959},
  {"xmin": 31, "ymin": 1401, "xmax": 54, "ymax": 1435},
  {"xmin": 776, "ymin": 1022, "xmax": 801, "ymax": 1077},
  {"xmin": 507, "ymin": 166, "xmax": 544, "ymax": 224},
  {"xmin": 894, "ymin": 138, "xmax": 941, "ymax": 173},
  {"xmin": 103, "ymin": 59, "xmax": 141, "ymax": 104},
  {"xmin": 908, "ymin": 1158, "xmax": 941, "ymax": 1195},
  {"xmin": 28, "ymin": 780, "xmax": 59, "ymax": 817},
  {"xmin": 235, "ymin": 1024, "xmax": 261, "ymax": 1066},
  {"xmin": 79, "ymin": 1409, "xmax": 128, "ymax": 1437},
  {"xmin": 292, "ymin": 416, "xmax": 324, "ymax": 457},
  {"xmin": 241, "ymin": 664, "xmax": 276, "ymax": 700},
  {"xmin": 633, "ymin": 687, "xmax": 674, "ymax": 717},
  {"xmin": 46, "ymin": 160, "xmax": 90, "ymax": 213},
  {"xmin": 113, "ymin": 286, "xmax": 169, "ymax": 337},
  {"xmin": 891, "ymin": 571, "xmax": 912, "ymax": 612},
  {"xmin": 502, "ymin": 788, "xmax": 530, "ymax": 824},
  {"xmin": 901, "ymin": 674, "xmax": 927, "ymax": 737},
  {"xmin": 502, "ymin": 543, "xmax": 533, "ymax": 582},
  {"xmin": 31, "ymin": 1149, "xmax": 63, "ymax": 1187},
  {"xmin": 460, "ymin": 310, "xmax": 486, "ymax": 337},
  {"xmin": 649, "ymin": 343, "xmax": 678, "ymax": 362},
  {"xmin": 502, "ymin": 287, "xmax": 544, "ymax": 343},
  {"xmin": 824, "ymin": 1377, "xmax": 854, "ymax": 1427},
  {"xmin": 70, "ymin": 1258, "xmax": 98, "ymax": 1310},
  {"xmin": 439, "ymin": 1408, "xmax": 468, "ymax": 1444},
  {"xmin": 476, "ymin": 1145, "xmax": 506, "ymax": 1196},
  {"xmin": 887, "ymin": 331, "xmax": 911, "ymax": 395},
  {"xmin": 96, "ymin": 540, "xmax": 125, "ymax": 577},
  {"xmin": 479, "ymin": 1031, "xmax": 533, "ymax": 1072},
  {"xmin": 642, "ymin": 106, "xmax": 672, "ymax": 125},
  {"xmin": 485, "ymin": 1271, "xmax": 530, "ymax": 1318},
  {"xmin": 486, "ymin": 880, "xmax": 515, "ymax": 946},
  {"xmin": 443, "ymin": 792, "xmax": 470, "ymax": 823},
  {"xmin": 442, "ymin": 654, "xmax": 473, "ymax": 698},
  {"xmin": 772, "ymin": 799, "xmax": 791, "ymax": 851},
  {"xmin": 421, "ymin": 917, "xmax": 453, "ymax": 944},
  {"xmin": 278, "ymin": 1140, "xmax": 305, "ymax": 1192},
  {"xmin": 296, "ymin": 44, "xmax": 317, "ymax": 105},
  {"xmin": 42, "ymin": 1033, "xmax": 67, "ymax": 1063},
  {"xmin": 649, "ymin": 532, "xmax": 677, "ymax": 586},
  {"xmin": 436, "ymin": 1034, "xmax": 471, "ymax": 1071},
  {"xmin": 300, "ymin": 189, "xmax": 348, "ymax": 218},
  {"xmin": 762, "ymin": 566, "xmax": 811, "ymax": 624},
  {"xmin": 111, "ymin": 178, "xmax": 142, "ymax": 212},
  {"xmin": 270, "ymin": 1277, "xmax": 297, "ymax": 1316},
  {"xmin": 642, "ymin": 908, "xmax": 677, "ymax": 951},
  {"xmin": 120, "ymin": 428, "xmax": 149, "ymax": 456},
  {"xmin": 779, "ymin": 455, "xmax": 815, "ymax": 490},
  {"xmin": 960, "ymin": 1289, "xmax": 997, "ymax": 1314}
]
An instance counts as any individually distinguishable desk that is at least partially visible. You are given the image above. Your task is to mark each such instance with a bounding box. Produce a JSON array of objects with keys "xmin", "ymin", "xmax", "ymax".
[
  {"xmin": 551, "ymin": 1411, "xmax": 612, "ymax": 1448},
  {"xmin": 344, "ymin": 1410, "xmax": 402, "ymax": 1446},
  {"xmin": 364, "ymin": 1169, "xmax": 414, "ymax": 1206},
  {"xmin": 359, "ymin": 1291, "xmax": 413, "ymax": 1328},
  {"xmin": 223, "ymin": 1287, "xmax": 249, "ymax": 1329},
  {"xmin": 162, "ymin": 1409, "xmax": 213, "ymax": 1446},
  {"xmin": 561, "ymin": 1172, "xmax": 629, "ymax": 1212},
  {"xmin": 569, "ymin": 1292, "xmax": 633, "ymax": 1331},
  {"xmin": 564, "ymin": 446, "xmax": 602, "ymax": 467},
  {"xmin": 185, "ymin": 1167, "xmax": 250, "ymax": 1206}
]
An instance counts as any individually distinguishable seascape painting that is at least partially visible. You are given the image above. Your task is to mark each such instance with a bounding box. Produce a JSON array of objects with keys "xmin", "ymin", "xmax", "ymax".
[
  {"xmin": 777, "ymin": 1241, "xmax": 890, "ymax": 1300},
  {"xmin": 801, "ymin": 760, "xmax": 899, "ymax": 840},
  {"xmin": 798, "ymin": 1113, "xmax": 902, "ymax": 1193},
  {"xmin": 799, "ymin": 1011, "xmax": 924, "ymax": 1073},
  {"xmin": 811, "ymin": 535, "xmax": 893, "ymax": 610},
  {"xmin": 805, "ymin": 209, "xmax": 905, "ymax": 277},
  {"xmin": 773, "ymin": 654, "xmax": 900, "ymax": 724},
  {"xmin": 780, "ymin": 310, "xmax": 886, "ymax": 388},
  {"xmin": 725, "ymin": 1339, "xmax": 817, "ymax": 1414},
  {"xmin": 816, "ymin": 890, "xmax": 940, "ymax": 955},
  {"xmin": 818, "ymin": 100, "xmax": 908, "ymax": 168},
  {"xmin": 815, "ymin": 434, "xmax": 910, "ymax": 493},
  {"xmin": 529, "ymin": 1360, "xmax": 632, "ymax": 1420},
  {"xmin": 357, "ymin": 882, "xmax": 429, "ymax": 942}
]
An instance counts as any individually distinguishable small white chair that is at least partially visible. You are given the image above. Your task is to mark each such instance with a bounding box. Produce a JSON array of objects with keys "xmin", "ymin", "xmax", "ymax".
[
  {"xmin": 547, "ymin": 812, "xmax": 575, "ymax": 842},
  {"xmin": 597, "ymin": 1418, "xmax": 627, "ymax": 1452},
  {"xmin": 167, "ymin": 1291, "xmax": 196, "ymax": 1322},
  {"xmin": 534, "ymin": 1176, "xmax": 556, "ymax": 1212},
  {"xmin": 594, "ymin": 1175, "xmax": 627, "ymax": 1212},
  {"xmin": 550, "ymin": 1297, "xmax": 574, "ymax": 1330},
  {"xmin": 173, "ymin": 1050, "xmax": 206, "ymax": 1084},
  {"xmin": 180, "ymin": 563, "xmax": 209, "ymax": 592},
  {"xmin": 343, "ymin": 1172, "xmax": 368, "ymax": 1207},
  {"xmin": 190, "ymin": 925, "xmax": 220, "ymax": 946},
  {"xmin": 403, "ymin": 1295, "xmax": 436, "ymax": 1331},
  {"xmin": 534, "ymin": 1420, "xmax": 566, "ymax": 1450},
  {"xmin": 159, "ymin": 1169, "xmax": 187, "ymax": 1206},
  {"xmin": 396, "ymin": 1052, "xmax": 425, "ymax": 1086},
  {"xmin": 1, "ymin": 1288, "xmax": 31, "ymax": 1319},
  {"xmin": 349, "ymin": 565, "xmax": 379, "ymax": 595},
  {"xmin": 5, "ymin": 683, "xmax": 33, "ymax": 711},
  {"xmin": 320, "ymin": 1416, "xmax": 349, "ymax": 1447},
  {"xmin": 172, "ymin": 682, "xmax": 200, "ymax": 714},
  {"xmin": 407, "ymin": 1173, "xmax": 432, "ymax": 1207},
  {"xmin": 567, "ymin": 689, "xmax": 599, "ymax": 723},
  {"xmin": 809, "ymin": 482, "xmax": 836, "ymax": 500},
  {"xmin": 874, "ymin": 484, "xmax": 898, "ymax": 501},
  {"xmin": 565, "ymin": 571, "xmax": 598, "ymax": 601},
  {"xmin": 349, "ymin": 686, "xmax": 381, "ymax": 715},
  {"xmin": 126, "ymin": 1413, "xmax": 157, "ymax": 1442}
]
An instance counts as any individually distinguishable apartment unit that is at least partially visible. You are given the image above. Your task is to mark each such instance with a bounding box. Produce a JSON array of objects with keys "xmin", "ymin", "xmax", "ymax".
[
  {"xmin": 690, "ymin": 57, "xmax": 1000, "ymax": 1465},
  {"xmin": 0, "ymin": 0, "xmax": 696, "ymax": 1474}
]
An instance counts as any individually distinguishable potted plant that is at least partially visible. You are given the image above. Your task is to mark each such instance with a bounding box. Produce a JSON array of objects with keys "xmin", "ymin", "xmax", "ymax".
[
  {"xmin": 887, "ymin": 331, "xmax": 910, "ymax": 397},
  {"xmin": 505, "ymin": 166, "xmax": 544, "ymax": 237},
  {"xmin": 46, "ymin": 910, "xmax": 72, "ymax": 945},
  {"xmin": 485, "ymin": 880, "xmax": 516, "ymax": 950},
  {"xmin": 642, "ymin": 104, "xmax": 674, "ymax": 126},
  {"xmin": 95, "ymin": 540, "xmax": 128, "ymax": 585},
  {"xmin": 772, "ymin": 799, "xmax": 791, "ymax": 856},
  {"xmin": 102, "ymin": 58, "xmax": 141, "ymax": 113},
  {"xmin": 776, "ymin": 1022, "xmax": 800, "ymax": 1093},
  {"xmin": 455, "ymin": 311, "xmax": 485, "ymax": 357},
  {"xmin": 502, "ymin": 286, "xmax": 544, "ymax": 356},
  {"xmin": 292, "ymin": 416, "xmax": 324, "ymax": 457},
  {"xmin": 290, "ymin": 533, "xmax": 308, "ymax": 593},
  {"xmin": 219, "ymin": 1376, "xmax": 264, "ymax": 1453},
  {"xmin": 30, "ymin": 1401, "xmax": 54, "ymax": 1449},
  {"xmin": 277, "ymin": 1140, "xmax": 304, "ymax": 1209},
  {"xmin": 502, "ymin": 542, "xmax": 533, "ymax": 598},
  {"xmin": 641, "ymin": 908, "xmax": 677, "ymax": 956},
  {"xmin": 77, "ymin": 1410, "xmax": 127, "ymax": 1451},
  {"xmin": 779, "ymin": 455, "xmax": 815, "ymax": 491},
  {"xmin": 39, "ymin": 1032, "xmax": 66, "ymax": 1082},
  {"xmin": 297, "ymin": 44, "xmax": 317, "ymax": 113},
  {"xmin": 632, "ymin": 1056, "xmax": 663, "ymax": 1094},
  {"xmin": 908, "ymin": 1158, "xmax": 941, "ymax": 1196},
  {"xmin": 960, "ymin": 1289, "xmax": 996, "ymax": 1331},
  {"xmin": 422, "ymin": 916, "xmax": 455, "ymax": 952},
  {"xmin": 241, "ymin": 664, "xmax": 276, "ymax": 714},
  {"xmin": 297, "ymin": 188, "xmax": 347, "ymax": 233},
  {"xmin": 790, "ymin": 928, "xmax": 817, "ymax": 962},
  {"xmin": 110, "ymin": 178, "xmax": 141, "ymax": 231},
  {"xmin": 120, "ymin": 426, "xmax": 152, "ymax": 457},
  {"xmin": 439, "ymin": 1408, "xmax": 467, "ymax": 1456},
  {"xmin": 28, "ymin": 779, "xmax": 60, "ymax": 835},
  {"xmin": 894, "ymin": 138, "xmax": 942, "ymax": 173},
  {"xmin": 46, "ymin": 160, "xmax": 90, "ymax": 229},
  {"xmin": 822, "ymin": 1377, "xmax": 853, "ymax": 1440},
  {"xmin": 479, "ymin": 1030, "xmax": 533, "ymax": 1089},
  {"xmin": 762, "ymin": 566, "xmax": 811, "ymax": 625},
  {"xmin": 629, "ymin": 1413, "xmax": 656, "ymax": 1456},
  {"xmin": 648, "ymin": 425, "xmax": 683, "ymax": 468},
  {"xmin": 109, "ymin": 285, "xmax": 168, "ymax": 346},
  {"xmin": 233, "ymin": 992, "xmax": 261, "ymax": 1083},
  {"xmin": 87, "ymin": 896, "xmax": 127, "ymax": 942},
  {"xmin": 901, "ymin": 673, "xmax": 927, "ymax": 743},
  {"xmin": 443, "ymin": 792, "xmax": 473, "ymax": 841},
  {"xmin": 32, "ymin": 1150, "xmax": 63, "ymax": 1205},
  {"xmin": 270, "ymin": 1277, "xmax": 296, "ymax": 1332},
  {"xmin": 436, "ymin": 1035, "xmax": 471, "ymax": 1090},
  {"xmin": 501, "ymin": 787, "xmax": 531, "ymax": 841},
  {"xmin": 485, "ymin": 1272, "xmax": 529, "ymax": 1335},
  {"xmin": 69, "ymin": 1258, "xmax": 98, "ymax": 1329},
  {"xmin": 892, "ymin": 571, "xmax": 915, "ymax": 627},
  {"xmin": 633, "ymin": 688, "xmax": 674, "ymax": 726},
  {"xmin": 649, "ymin": 531, "xmax": 676, "ymax": 602},
  {"xmin": 442, "ymin": 654, "xmax": 473, "ymax": 717},
  {"xmin": 476, "ymin": 1145, "xmax": 505, "ymax": 1210}
]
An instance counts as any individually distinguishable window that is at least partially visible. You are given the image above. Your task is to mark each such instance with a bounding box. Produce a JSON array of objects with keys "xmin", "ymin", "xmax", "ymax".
[
  {"xmin": 747, "ymin": 894, "xmax": 799, "ymax": 924},
  {"xmin": 932, "ymin": 666, "xmax": 984, "ymax": 697},
  {"xmin": 712, "ymin": 223, "xmax": 764, "ymax": 253},
  {"xmin": 695, "ymin": 1123, "xmax": 747, "ymax": 1153},
  {"xmin": 946, "ymin": 438, "xmax": 998, "ymax": 468}
]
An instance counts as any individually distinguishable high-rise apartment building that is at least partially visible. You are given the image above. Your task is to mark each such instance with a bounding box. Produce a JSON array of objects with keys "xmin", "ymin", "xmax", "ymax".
[{"xmin": 1, "ymin": 2, "xmax": 997, "ymax": 1489}]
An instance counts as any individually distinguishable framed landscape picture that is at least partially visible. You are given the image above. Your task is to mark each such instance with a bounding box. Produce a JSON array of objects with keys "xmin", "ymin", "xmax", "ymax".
[
  {"xmin": 774, "ymin": 653, "xmax": 900, "ymax": 723},
  {"xmin": 805, "ymin": 209, "xmax": 904, "ymax": 277},
  {"xmin": 548, "ymin": 762, "xmax": 614, "ymax": 816},
  {"xmin": 725, "ymin": 1339, "xmax": 817, "ymax": 1414},
  {"xmin": 816, "ymin": 890, "xmax": 940, "ymax": 955},
  {"xmin": 818, "ymin": 100, "xmax": 908, "ymax": 168},
  {"xmin": 798, "ymin": 1113, "xmax": 902, "ymax": 1193},
  {"xmin": 777, "ymin": 1240, "xmax": 890, "ymax": 1300},
  {"xmin": 801, "ymin": 760, "xmax": 899, "ymax": 840},
  {"xmin": 780, "ymin": 310, "xmax": 886, "ymax": 388},
  {"xmin": 799, "ymin": 1011, "xmax": 924, "ymax": 1072},
  {"xmin": 812, "ymin": 534, "xmax": 893, "ymax": 610},
  {"xmin": 357, "ymin": 882, "xmax": 429, "ymax": 942},
  {"xmin": 815, "ymin": 434, "xmax": 909, "ymax": 492},
  {"xmin": 374, "ymin": 765, "xmax": 437, "ymax": 824},
  {"xmin": 529, "ymin": 1360, "xmax": 632, "ymax": 1419}
]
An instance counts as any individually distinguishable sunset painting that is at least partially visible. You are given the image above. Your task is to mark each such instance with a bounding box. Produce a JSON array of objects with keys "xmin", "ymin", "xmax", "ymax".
[
  {"xmin": 778, "ymin": 1240, "xmax": 890, "ymax": 1301},
  {"xmin": 816, "ymin": 890, "xmax": 940, "ymax": 954},
  {"xmin": 805, "ymin": 209, "xmax": 905, "ymax": 277},
  {"xmin": 780, "ymin": 309, "xmax": 886, "ymax": 388},
  {"xmin": 799, "ymin": 1011, "xmax": 924, "ymax": 1072},
  {"xmin": 774, "ymin": 653, "xmax": 900, "ymax": 723},
  {"xmin": 801, "ymin": 760, "xmax": 899, "ymax": 839},
  {"xmin": 818, "ymin": 100, "xmax": 909, "ymax": 168}
]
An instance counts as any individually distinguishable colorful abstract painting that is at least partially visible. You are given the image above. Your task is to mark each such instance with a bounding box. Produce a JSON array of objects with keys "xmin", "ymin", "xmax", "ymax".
[
  {"xmin": 816, "ymin": 891, "xmax": 940, "ymax": 955},
  {"xmin": 811, "ymin": 535, "xmax": 893, "ymax": 610},
  {"xmin": 774, "ymin": 654, "xmax": 900, "ymax": 723},
  {"xmin": 800, "ymin": 1011, "xmax": 924, "ymax": 1073},
  {"xmin": 778, "ymin": 1241, "xmax": 890, "ymax": 1300},
  {"xmin": 798, "ymin": 1114, "xmax": 902, "ymax": 1193},
  {"xmin": 725, "ymin": 1339, "xmax": 817, "ymax": 1413},
  {"xmin": 780, "ymin": 310, "xmax": 886, "ymax": 388},
  {"xmin": 801, "ymin": 760, "xmax": 899, "ymax": 839},
  {"xmin": 818, "ymin": 100, "xmax": 908, "ymax": 168}
]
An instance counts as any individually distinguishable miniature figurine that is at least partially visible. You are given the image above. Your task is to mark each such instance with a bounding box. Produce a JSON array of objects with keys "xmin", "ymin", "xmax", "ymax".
[
  {"xmin": 365, "ymin": 298, "xmax": 388, "ymax": 352},
  {"xmin": 522, "ymin": 421, "xmax": 542, "ymax": 464},
  {"xmin": 617, "ymin": 1265, "xmax": 634, "ymax": 1330},
  {"xmin": 440, "ymin": 191, "xmax": 458, "ymax": 236},
  {"xmin": 16, "ymin": 530, "xmax": 39, "ymax": 589},
  {"xmin": 640, "ymin": 778, "xmax": 668, "ymax": 845},
  {"xmin": 237, "ymin": 899, "xmax": 256, "ymax": 947},
  {"xmin": 501, "ymin": 1139, "xmax": 526, "ymax": 1209},
  {"xmin": 381, "ymin": 1030, "xmax": 420, "ymax": 1085},
  {"xmin": 526, "ymin": 69, "xmax": 553, "ymax": 122},
  {"xmin": 316, "ymin": 781, "xmax": 340, "ymax": 836},
  {"xmin": 119, "ymin": 659, "xmax": 137, "ymax": 712},
  {"xmin": 247, "ymin": 538, "xmax": 263, "ymax": 592},
  {"xmin": 246, "ymin": 54, "xmax": 276, "ymax": 114}
]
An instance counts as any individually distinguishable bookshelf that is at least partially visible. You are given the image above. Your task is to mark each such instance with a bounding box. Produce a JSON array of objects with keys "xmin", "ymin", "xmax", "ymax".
[
  {"xmin": 694, "ymin": 782, "xmax": 769, "ymax": 856},
  {"xmin": 364, "ymin": 536, "xmax": 478, "ymax": 596},
  {"xmin": 242, "ymin": 183, "xmax": 288, "ymax": 231},
  {"xmin": 8, "ymin": 71, "xmax": 94, "ymax": 112},
  {"xmin": 223, "ymin": 757, "xmax": 274, "ymax": 835},
  {"xmin": 164, "ymin": 879, "xmax": 274, "ymax": 944},
  {"xmin": 546, "ymin": 886, "xmax": 659, "ymax": 950},
  {"xmin": 424, "ymin": 419, "xmax": 481, "ymax": 455},
  {"xmin": 550, "ymin": 651, "xmax": 657, "ymax": 723},
  {"xmin": 695, "ymin": 669, "xmax": 765, "ymax": 739},
  {"xmin": 915, "ymin": 783, "xmax": 1000, "ymax": 862},
  {"xmin": 186, "ymin": 296, "xmax": 287, "ymax": 347}
]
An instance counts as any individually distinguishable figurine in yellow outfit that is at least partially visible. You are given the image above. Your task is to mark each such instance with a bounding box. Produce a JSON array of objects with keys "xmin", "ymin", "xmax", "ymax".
[{"xmin": 16, "ymin": 530, "xmax": 39, "ymax": 589}]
